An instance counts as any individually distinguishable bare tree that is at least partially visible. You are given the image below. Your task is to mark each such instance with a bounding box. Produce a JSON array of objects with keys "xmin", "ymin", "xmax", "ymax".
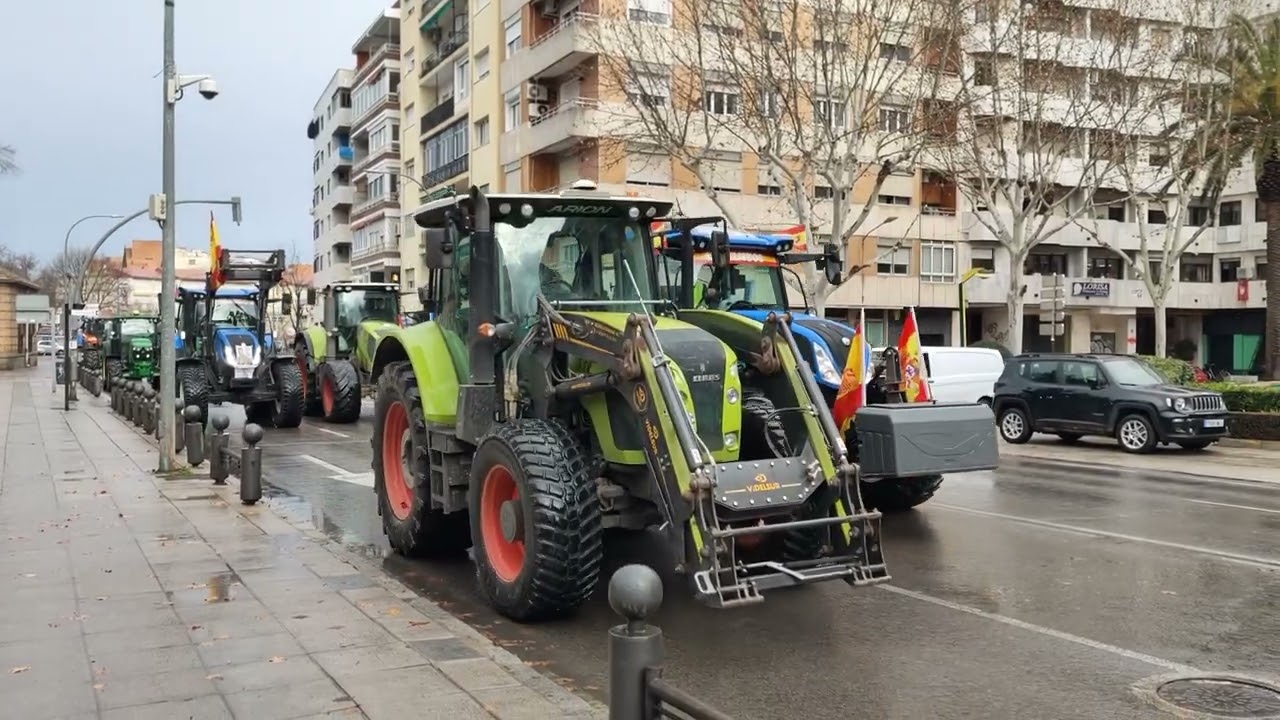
[
  {"xmin": 0, "ymin": 144, "xmax": 18, "ymax": 176},
  {"xmin": 925, "ymin": 0, "xmax": 1176, "ymax": 352},
  {"xmin": 0, "ymin": 245, "xmax": 39, "ymax": 279},
  {"xmin": 37, "ymin": 247, "xmax": 127, "ymax": 311},
  {"xmin": 589, "ymin": 0, "xmax": 967, "ymax": 312}
]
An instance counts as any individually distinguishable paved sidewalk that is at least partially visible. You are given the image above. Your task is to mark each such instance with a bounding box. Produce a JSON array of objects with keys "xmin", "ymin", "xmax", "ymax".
[
  {"xmin": 0, "ymin": 369, "xmax": 604, "ymax": 720},
  {"xmin": 999, "ymin": 435, "xmax": 1280, "ymax": 483}
]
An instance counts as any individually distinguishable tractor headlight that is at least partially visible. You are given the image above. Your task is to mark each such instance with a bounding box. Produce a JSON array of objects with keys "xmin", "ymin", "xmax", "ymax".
[
  {"xmin": 726, "ymin": 388, "xmax": 739, "ymax": 405},
  {"xmin": 812, "ymin": 343, "xmax": 841, "ymax": 385}
]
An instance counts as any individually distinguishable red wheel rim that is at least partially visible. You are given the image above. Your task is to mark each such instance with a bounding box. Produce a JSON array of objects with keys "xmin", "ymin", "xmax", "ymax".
[
  {"xmin": 296, "ymin": 354, "xmax": 309, "ymax": 398},
  {"xmin": 322, "ymin": 375, "xmax": 335, "ymax": 416},
  {"xmin": 480, "ymin": 465, "xmax": 525, "ymax": 583},
  {"xmin": 381, "ymin": 401, "xmax": 413, "ymax": 521}
]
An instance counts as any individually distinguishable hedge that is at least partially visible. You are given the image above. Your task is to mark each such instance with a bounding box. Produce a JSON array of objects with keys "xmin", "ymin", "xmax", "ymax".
[
  {"xmin": 1139, "ymin": 355, "xmax": 1196, "ymax": 385},
  {"xmin": 1227, "ymin": 413, "xmax": 1280, "ymax": 441}
]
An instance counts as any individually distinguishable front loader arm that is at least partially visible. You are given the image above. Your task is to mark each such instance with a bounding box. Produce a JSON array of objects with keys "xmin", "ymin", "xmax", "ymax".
[{"xmin": 761, "ymin": 312, "xmax": 851, "ymax": 466}]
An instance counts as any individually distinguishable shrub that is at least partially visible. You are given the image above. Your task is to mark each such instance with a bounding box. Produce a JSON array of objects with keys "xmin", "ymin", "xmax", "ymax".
[
  {"xmin": 1198, "ymin": 382, "xmax": 1280, "ymax": 413},
  {"xmin": 1227, "ymin": 413, "xmax": 1280, "ymax": 441},
  {"xmin": 1139, "ymin": 355, "xmax": 1195, "ymax": 385}
]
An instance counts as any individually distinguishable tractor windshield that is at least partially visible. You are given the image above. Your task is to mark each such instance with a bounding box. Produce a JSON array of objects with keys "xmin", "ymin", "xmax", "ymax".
[
  {"xmin": 335, "ymin": 289, "xmax": 398, "ymax": 327},
  {"xmin": 119, "ymin": 318, "xmax": 157, "ymax": 337},
  {"xmin": 210, "ymin": 297, "xmax": 259, "ymax": 328},
  {"xmin": 692, "ymin": 252, "xmax": 787, "ymax": 310},
  {"xmin": 496, "ymin": 216, "xmax": 655, "ymax": 318}
]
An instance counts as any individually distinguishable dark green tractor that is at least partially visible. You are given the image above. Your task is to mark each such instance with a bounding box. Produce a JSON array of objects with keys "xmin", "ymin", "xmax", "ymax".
[{"xmin": 102, "ymin": 315, "xmax": 160, "ymax": 390}]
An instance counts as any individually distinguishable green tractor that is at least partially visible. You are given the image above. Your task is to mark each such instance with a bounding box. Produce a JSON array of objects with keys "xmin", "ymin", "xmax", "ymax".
[
  {"xmin": 295, "ymin": 282, "xmax": 402, "ymax": 423},
  {"xmin": 102, "ymin": 315, "xmax": 160, "ymax": 390},
  {"xmin": 364, "ymin": 183, "xmax": 890, "ymax": 622}
]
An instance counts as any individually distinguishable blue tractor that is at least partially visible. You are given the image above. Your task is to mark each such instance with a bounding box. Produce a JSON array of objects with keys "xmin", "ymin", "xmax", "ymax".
[
  {"xmin": 657, "ymin": 221, "xmax": 988, "ymax": 511},
  {"xmin": 174, "ymin": 249, "xmax": 305, "ymax": 428}
]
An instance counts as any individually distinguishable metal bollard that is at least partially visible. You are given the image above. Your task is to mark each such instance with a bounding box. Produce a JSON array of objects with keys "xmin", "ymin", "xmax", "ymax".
[
  {"xmin": 132, "ymin": 383, "xmax": 145, "ymax": 426},
  {"xmin": 238, "ymin": 424, "xmax": 264, "ymax": 505},
  {"xmin": 119, "ymin": 382, "xmax": 130, "ymax": 417},
  {"xmin": 125, "ymin": 383, "xmax": 137, "ymax": 424},
  {"xmin": 209, "ymin": 414, "xmax": 231, "ymax": 485},
  {"xmin": 183, "ymin": 405, "xmax": 206, "ymax": 467},
  {"xmin": 607, "ymin": 565, "xmax": 666, "ymax": 720},
  {"xmin": 141, "ymin": 386, "xmax": 157, "ymax": 434},
  {"xmin": 173, "ymin": 398, "xmax": 186, "ymax": 453}
]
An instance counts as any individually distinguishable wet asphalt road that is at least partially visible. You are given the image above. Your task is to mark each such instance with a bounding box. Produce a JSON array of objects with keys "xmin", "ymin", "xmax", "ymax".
[{"xmin": 221, "ymin": 402, "xmax": 1280, "ymax": 719}]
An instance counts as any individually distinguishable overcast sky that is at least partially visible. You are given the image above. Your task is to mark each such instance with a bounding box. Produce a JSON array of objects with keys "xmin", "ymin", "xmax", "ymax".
[{"xmin": 0, "ymin": 0, "xmax": 389, "ymax": 266}]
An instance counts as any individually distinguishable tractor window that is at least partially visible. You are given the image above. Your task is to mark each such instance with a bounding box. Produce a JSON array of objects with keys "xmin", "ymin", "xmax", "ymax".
[
  {"xmin": 119, "ymin": 318, "xmax": 156, "ymax": 336},
  {"xmin": 692, "ymin": 257, "xmax": 786, "ymax": 309},
  {"xmin": 210, "ymin": 297, "xmax": 259, "ymax": 327},
  {"xmin": 496, "ymin": 217, "xmax": 655, "ymax": 318},
  {"xmin": 335, "ymin": 290, "xmax": 399, "ymax": 327}
]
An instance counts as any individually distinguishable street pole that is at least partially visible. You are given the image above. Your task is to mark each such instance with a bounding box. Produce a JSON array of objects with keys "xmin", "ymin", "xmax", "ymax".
[
  {"xmin": 61, "ymin": 214, "xmax": 124, "ymax": 411},
  {"xmin": 158, "ymin": 0, "xmax": 178, "ymax": 472}
]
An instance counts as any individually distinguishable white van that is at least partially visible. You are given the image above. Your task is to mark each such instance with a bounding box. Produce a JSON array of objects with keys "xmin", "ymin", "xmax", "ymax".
[{"xmin": 876, "ymin": 346, "xmax": 1006, "ymax": 405}]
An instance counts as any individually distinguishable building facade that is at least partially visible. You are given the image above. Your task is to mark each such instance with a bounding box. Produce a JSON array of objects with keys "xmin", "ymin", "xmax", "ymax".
[{"xmin": 308, "ymin": 69, "xmax": 356, "ymax": 287}]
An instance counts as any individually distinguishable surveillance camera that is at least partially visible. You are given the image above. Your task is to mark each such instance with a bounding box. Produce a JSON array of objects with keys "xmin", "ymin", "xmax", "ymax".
[{"xmin": 197, "ymin": 78, "xmax": 219, "ymax": 100}]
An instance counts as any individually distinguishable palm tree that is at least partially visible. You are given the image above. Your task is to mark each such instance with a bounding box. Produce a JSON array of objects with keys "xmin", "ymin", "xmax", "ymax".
[
  {"xmin": 0, "ymin": 144, "xmax": 17, "ymax": 175},
  {"xmin": 1212, "ymin": 14, "xmax": 1280, "ymax": 378}
]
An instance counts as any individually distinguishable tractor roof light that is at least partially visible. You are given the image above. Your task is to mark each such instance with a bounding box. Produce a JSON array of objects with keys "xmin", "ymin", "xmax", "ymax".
[
  {"xmin": 520, "ymin": 203, "xmax": 535, "ymax": 219},
  {"xmin": 628, "ymin": 206, "xmax": 641, "ymax": 220},
  {"xmin": 498, "ymin": 202, "xmax": 512, "ymax": 216}
]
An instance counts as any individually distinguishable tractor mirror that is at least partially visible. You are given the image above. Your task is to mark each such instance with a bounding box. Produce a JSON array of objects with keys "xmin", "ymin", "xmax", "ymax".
[
  {"xmin": 709, "ymin": 230, "xmax": 730, "ymax": 269},
  {"xmin": 306, "ymin": 288, "xmax": 317, "ymax": 306},
  {"xmin": 822, "ymin": 243, "xmax": 844, "ymax": 286},
  {"xmin": 424, "ymin": 228, "xmax": 453, "ymax": 270}
]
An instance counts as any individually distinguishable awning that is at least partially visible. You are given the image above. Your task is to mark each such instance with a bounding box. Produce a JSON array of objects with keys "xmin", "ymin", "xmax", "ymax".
[{"xmin": 420, "ymin": 0, "xmax": 453, "ymax": 31}]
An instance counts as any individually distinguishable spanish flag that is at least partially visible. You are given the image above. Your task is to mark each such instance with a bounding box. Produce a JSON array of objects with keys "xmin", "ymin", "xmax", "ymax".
[
  {"xmin": 209, "ymin": 212, "xmax": 225, "ymax": 290},
  {"xmin": 780, "ymin": 224, "xmax": 808, "ymax": 251},
  {"xmin": 832, "ymin": 308, "xmax": 874, "ymax": 432},
  {"xmin": 898, "ymin": 307, "xmax": 933, "ymax": 403}
]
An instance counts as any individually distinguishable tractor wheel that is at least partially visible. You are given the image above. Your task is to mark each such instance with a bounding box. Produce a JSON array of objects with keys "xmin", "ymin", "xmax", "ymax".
[
  {"xmin": 373, "ymin": 361, "xmax": 470, "ymax": 558},
  {"xmin": 105, "ymin": 359, "xmax": 124, "ymax": 390},
  {"xmin": 741, "ymin": 387, "xmax": 825, "ymax": 562},
  {"xmin": 245, "ymin": 402, "xmax": 274, "ymax": 426},
  {"xmin": 177, "ymin": 364, "xmax": 209, "ymax": 426},
  {"xmin": 861, "ymin": 475, "xmax": 943, "ymax": 513},
  {"xmin": 318, "ymin": 360, "xmax": 362, "ymax": 424},
  {"xmin": 470, "ymin": 418, "xmax": 603, "ymax": 622},
  {"xmin": 270, "ymin": 361, "xmax": 305, "ymax": 429},
  {"xmin": 296, "ymin": 344, "xmax": 323, "ymax": 417}
]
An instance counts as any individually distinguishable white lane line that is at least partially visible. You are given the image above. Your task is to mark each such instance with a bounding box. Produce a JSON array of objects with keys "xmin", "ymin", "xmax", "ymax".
[
  {"xmin": 932, "ymin": 503, "xmax": 1280, "ymax": 571},
  {"xmin": 879, "ymin": 585, "xmax": 1196, "ymax": 673},
  {"xmin": 300, "ymin": 454, "xmax": 355, "ymax": 476},
  {"xmin": 1183, "ymin": 498, "xmax": 1280, "ymax": 515},
  {"xmin": 310, "ymin": 426, "xmax": 351, "ymax": 438},
  {"xmin": 329, "ymin": 472, "xmax": 374, "ymax": 488}
]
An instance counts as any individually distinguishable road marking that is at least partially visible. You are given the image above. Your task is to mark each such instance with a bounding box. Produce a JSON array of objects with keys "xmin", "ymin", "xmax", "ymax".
[
  {"xmin": 310, "ymin": 426, "xmax": 351, "ymax": 438},
  {"xmin": 933, "ymin": 503, "xmax": 1280, "ymax": 571},
  {"xmin": 879, "ymin": 585, "xmax": 1196, "ymax": 673},
  {"xmin": 1184, "ymin": 498, "xmax": 1280, "ymax": 515},
  {"xmin": 329, "ymin": 472, "xmax": 374, "ymax": 488},
  {"xmin": 300, "ymin": 454, "xmax": 355, "ymax": 476}
]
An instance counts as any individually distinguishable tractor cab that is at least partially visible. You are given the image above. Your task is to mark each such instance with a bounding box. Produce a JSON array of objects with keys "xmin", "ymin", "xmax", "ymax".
[{"xmin": 322, "ymin": 282, "xmax": 400, "ymax": 355}]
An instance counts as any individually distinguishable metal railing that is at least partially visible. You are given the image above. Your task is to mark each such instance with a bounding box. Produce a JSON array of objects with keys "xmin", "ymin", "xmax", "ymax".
[
  {"xmin": 420, "ymin": 96, "xmax": 456, "ymax": 136},
  {"xmin": 422, "ymin": 155, "xmax": 469, "ymax": 187},
  {"xmin": 607, "ymin": 565, "xmax": 734, "ymax": 720},
  {"xmin": 420, "ymin": 25, "xmax": 470, "ymax": 77}
]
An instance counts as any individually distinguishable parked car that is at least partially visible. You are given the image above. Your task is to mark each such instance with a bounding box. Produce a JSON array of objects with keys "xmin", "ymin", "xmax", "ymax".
[
  {"xmin": 993, "ymin": 353, "xmax": 1228, "ymax": 453},
  {"xmin": 921, "ymin": 346, "xmax": 1006, "ymax": 406},
  {"xmin": 36, "ymin": 337, "xmax": 54, "ymax": 355}
]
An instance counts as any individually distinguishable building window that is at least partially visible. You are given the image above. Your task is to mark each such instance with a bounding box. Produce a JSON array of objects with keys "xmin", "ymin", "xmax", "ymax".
[
  {"xmin": 626, "ymin": 152, "xmax": 671, "ymax": 186},
  {"xmin": 703, "ymin": 87, "xmax": 739, "ymax": 115},
  {"xmin": 504, "ymin": 14, "xmax": 522, "ymax": 57},
  {"xmin": 701, "ymin": 151, "xmax": 742, "ymax": 192},
  {"xmin": 474, "ymin": 116, "xmax": 491, "ymax": 147},
  {"xmin": 759, "ymin": 89, "xmax": 780, "ymax": 118},
  {"xmin": 877, "ymin": 194, "xmax": 911, "ymax": 207},
  {"xmin": 504, "ymin": 90, "xmax": 521, "ymax": 131},
  {"xmin": 877, "ymin": 244, "xmax": 910, "ymax": 276},
  {"xmin": 1088, "ymin": 256, "xmax": 1122, "ymax": 279},
  {"xmin": 969, "ymin": 246, "xmax": 995, "ymax": 272},
  {"xmin": 879, "ymin": 43, "xmax": 911, "ymax": 61},
  {"xmin": 974, "ymin": 60, "xmax": 995, "ymax": 86},
  {"xmin": 1219, "ymin": 200, "xmax": 1242, "ymax": 226},
  {"xmin": 1219, "ymin": 258, "xmax": 1241, "ymax": 282},
  {"xmin": 627, "ymin": 69, "xmax": 670, "ymax": 107},
  {"xmin": 425, "ymin": 119, "xmax": 468, "ymax": 173},
  {"xmin": 503, "ymin": 160, "xmax": 521, "ymax": 191},
  {"xmin": 815, "ymin": 97, "xmax": 847, "ymax": 129},
  {"xmin": 475, "ymin": 48, "xmax": 491, "ymax": 81},
  {"xmin": 1025, "ymin": 253, "xmax": 1067, "ymax": 276},
  {"xmin": 921, "ymin": 243, "xmax": 956, "ymax": 282},
  {"xmin": 404, "ymin": 102, "xmax": 415, "ymax": 124},
  {"xmin": 1257, "ymin": 259, "xmax": 1268, "ymax": 279},
  {"xmin": 455, "ymin": 58, "xmax": 471, "ymax": 99},
  {"xmin": 814, "ymin": 185, "xmax": 836, "ymax": 200},
  {"xmin": 1187, "ymin": 205, "xmax": 1210, "ymax": 226},
  {"xmin": 404, "ymin": 159, "xmax": 415, "ymax": 182},
  {"xmin": 1179, "ymin": 260, "xmax": 1212, "ymax": 282},
  {"xmin": 404, "ymin": 48, "xmax": 415, "ymax": 74},
  {"xmin": 627, "ymin": 0, "xmax": 672, "ymax": 24},
  {"xmin": 1147, "ymin": 207, "xmax": 1167, "ymax": 225},
  {"xmin": 879, "ymin": 105, "xmax": 911, "ymax": 133},
  {"xmin": 758, "ymin": 184, "xmax": 782, "ymax": 196}
]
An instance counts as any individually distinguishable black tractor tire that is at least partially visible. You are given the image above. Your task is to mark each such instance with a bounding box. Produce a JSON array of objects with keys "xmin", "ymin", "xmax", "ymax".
[
  {"xmin": 372, "ymin": 361, "xmax": 471, "ymax": 558},
  {"xmin": 270, "ymin": 361, "xmax": 305, "ymax": 429},
  {"xmin": 318, "ymin": 360, "xmax": 362, "ymax": 424},
  {"xmin": 740, "ymin": 388, "xmax": 824, "ymax": 563},
  {"xmin": 177, "ymin": 364, "xmax": 210, "ymax": 426},
  {"xmin": 296, "ymin": 343, "xmax": 323, "ymax": 417},
  {"xmin": 105, "ymin": 359, "xmax": 125, "ymax": 390},
  {"xmin": 245, "ymin": 402, "xmax": 274, "ymax": 426},
  {"xmin": 469, "ymin": 418, "xmax": 603, "ymax": 622},
  {"xmin": 861, "ymin": 475, "xmax": 944, "ymax": 513}
]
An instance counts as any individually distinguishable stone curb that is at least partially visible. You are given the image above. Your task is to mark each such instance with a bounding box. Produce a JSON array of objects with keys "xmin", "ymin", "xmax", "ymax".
[{"xmin": 1217, "ymin": 436, "xmax": 1280, "ymax": 450}]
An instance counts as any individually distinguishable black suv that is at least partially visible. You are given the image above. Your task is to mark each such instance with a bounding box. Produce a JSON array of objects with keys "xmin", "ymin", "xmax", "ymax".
[{"xmin": 993, "ymin": 353, "xmax": 1228, "ymax": 453}]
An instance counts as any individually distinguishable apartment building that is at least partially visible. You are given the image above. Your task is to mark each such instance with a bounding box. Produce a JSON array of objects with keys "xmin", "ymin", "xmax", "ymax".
[
  {"xmin": 308, "ymin": 69, "xmax": 356, "ymax": 287},
  {"xmin": 346, "ymin": 6, "xmax": 405, "ymax": 285}
]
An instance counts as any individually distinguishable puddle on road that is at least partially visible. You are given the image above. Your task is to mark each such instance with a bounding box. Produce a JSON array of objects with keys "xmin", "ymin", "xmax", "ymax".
[{"xmin": 259, "ymin": 484, "xmax": 387, "ymax": 562}]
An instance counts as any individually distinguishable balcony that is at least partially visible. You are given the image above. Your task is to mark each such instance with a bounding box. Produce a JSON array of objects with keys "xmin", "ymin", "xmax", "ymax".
[
  {"xmin": 827, "ymin": 275, "xmax": 960, "ymax": 309},
  {"xmin": 354, "ymin": 44, "xmax": 401, "ymax": 85},
  {"xmin": 419, "ymin": 97, "xmax": 456, "ymax": 137},
  {"xmin": 330, "ymin": 186, "xmax": 354, "ymax": 207},
  {"xmin": 331, "ymin": 107, "xmax": 353, "ymax": 132},
  {"xmin": 353, "ymin": 142, "xmax": 402, "ymax": 175},
  {"xmin": 336, "ymin": 145, "xmax": 355, "ymax": 167},
  {"xmin": 352, "ymin": 92, "xmax": 400, "ymax": 131},
  {"xmin": 352, "ymin": 192, "xmax": 401, "ymax": 219},
  {"xmin": 500, "ymin": 99, "xmax": 606, "ymax": 164},
  {"xmin": 501, "ymin": 14, "xmax": 599, "ymax": 92},
  {"xmin": 423, "ymin": 155, "xmax": 469, "ymax": 188},
  {"xmin": 419, "ymin": 25, "xmax": 469, "ymax": 82},
  {"xmin": 351, "ymin": 238, "xmax": 402, "ymax": 262}
]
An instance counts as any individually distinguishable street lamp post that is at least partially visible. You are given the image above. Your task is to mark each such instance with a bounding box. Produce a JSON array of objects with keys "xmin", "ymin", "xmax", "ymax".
[
  {"xmin": 60, "ymin": 214, "xmax": 124, "ymax": 410},
  {"xmin": 958, "ymin": 267, "xmax": 992, "ymax": 346}
]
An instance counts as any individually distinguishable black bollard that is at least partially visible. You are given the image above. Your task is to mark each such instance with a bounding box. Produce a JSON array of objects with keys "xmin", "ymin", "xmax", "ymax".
[
  {"xmin": 172, "ymin": 398, "xmax": 186, "ymax": 451},
  {"xmin": 607, "ymin": 564, "xmax": 666, "ymax": 720},
  {"xmin": 183, "ymin": 405, "xmax": 205, "ymax": 467},
  {"xmin": 238, "ymin": 423, "xmax": 264, "ymax": 505},
  {"xmin": 209, "ymin": 414, "xmax": 230, "ymax": 485},
  {"xmin": 126, "ymin": 383, "xmax": 138, "ymax": 424},
  {"xmin": 141, "ymin": 386, "xmax": 157, "ymax": 434},
  {"xmin": 132, "ymin": 383, "xmax": 145, "ymax": 426}
]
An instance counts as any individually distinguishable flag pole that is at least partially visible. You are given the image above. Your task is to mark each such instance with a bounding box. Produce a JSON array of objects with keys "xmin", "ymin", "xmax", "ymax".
[{"xmin": 858, "ymin": 307, "xmax": 867, "ymax": 408}]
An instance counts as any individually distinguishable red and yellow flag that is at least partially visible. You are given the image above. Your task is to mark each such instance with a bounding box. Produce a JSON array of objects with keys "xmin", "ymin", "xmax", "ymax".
[
  {"xmin": 898, "ymin": 307, "xmax": 933, "ymax": 403},
  {"xmin": 209, "ymin": 212, "xmax": 225, "ymax": 290},
  {"xmin": 780, "ymin": 224, "xmax": 808, "ymax": 251},
  {"xmin": 832, "ymin": 309, "xmax": 874, "ymax": 432}
]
